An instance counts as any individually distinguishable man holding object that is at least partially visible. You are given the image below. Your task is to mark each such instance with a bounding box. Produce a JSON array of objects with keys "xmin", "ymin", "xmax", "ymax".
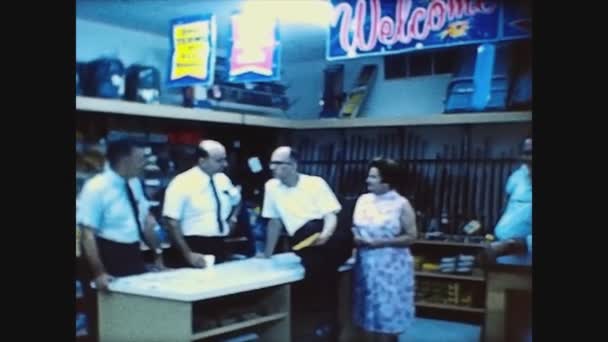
[{"xmin": 260, "ymin": 146, "xmax": 351, "ymax": 341}]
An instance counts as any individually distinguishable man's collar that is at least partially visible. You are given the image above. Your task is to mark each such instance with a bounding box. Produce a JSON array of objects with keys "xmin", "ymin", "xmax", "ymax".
[
  {"xmin": 192, "ymin": 166, "xmax": 212, "ymax": 182},
  {"xmin": 105, "ymin": 167, "xmax": 127, "ymax": 185},
  {"xmin": 279, "ymin": 173, "xmax": 301, "ymax": 188}
]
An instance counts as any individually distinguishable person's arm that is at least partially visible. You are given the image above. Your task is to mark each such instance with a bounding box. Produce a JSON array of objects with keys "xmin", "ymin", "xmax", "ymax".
[
  {"xmin": 80, "ymin": 225, "xmax": 114, "ymax": 291},
  {"xmin": 262, "ymin": 218, "xmax": 283, "ymax": 258},
  {"xmin": 143, "ymin": 213, "xmax": 165, "ymax": 270},
  {"xmin": 352, "ymin": 196, "xmax": 369, "ymax": 247},
  {"xmin": 259, "ymin": 181, "xmax": 282, "ymax": 258},
  {"xmin": 163, "ymin": 217, "xmax": 206, "ymax": 268},
  {"xmin": 133, "ymin": 180, "xmax": 165, "ymax": 268},
  {"xmin": 137, "ymin": 205, "xmax": 158, "ymax": 255},
  {"xmin": 370, "ymin": 199, "xmax": 418, "ymax": 248},
  {"xmin": 314, "ymin": 212, "xmax": 338, "ymax": 246},
  {"xmin": 227, "ymin": 199, "xmax": 242, "ymax": 234},
  {"xmin": 135, "ymin": 178, "xmax": 160, "ymax": 251},
  {"xmin": 161, "ymin": 180, "xmax": 205, "ymax": 268},
  {"xmin": 77, "ymin": 179, "xmax": 114, "ymax": 291},
  {"xmin": 223, "ymin": 179, "xmax": 242, "ymax": 234},
  {"xmin": 501, "ymin": 171, "xmax": 517, "ymax": 214},
  {"xmin": 313, "ymin": 178, "xmax": 342, "ymax": 246}
]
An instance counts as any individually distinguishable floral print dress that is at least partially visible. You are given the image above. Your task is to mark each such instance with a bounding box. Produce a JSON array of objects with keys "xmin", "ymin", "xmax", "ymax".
[{"xmin": 352, "ymin": 190, "xmax": 415, "ymax": 334}]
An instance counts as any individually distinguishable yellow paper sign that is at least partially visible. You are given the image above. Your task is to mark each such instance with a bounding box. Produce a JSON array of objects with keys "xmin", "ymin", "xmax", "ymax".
[{"xmin": 169, "ymin": 16, "xmax": 214, "ymax": 84}]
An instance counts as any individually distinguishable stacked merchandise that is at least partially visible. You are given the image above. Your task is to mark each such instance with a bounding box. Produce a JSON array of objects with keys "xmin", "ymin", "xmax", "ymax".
[
  {"xmin": 415, "ymin": 280, "xmax": 475, "ymax": 308},
  {"xmin": 415, "ymin": 254, "xmax": 480, "ymax": 308},
  {"xmin": 77, "ymin": 58, "xmax": 160, "ymax": 104},
  {"xmin": 438, "ymin": 255, "xmax": 476, "ymax": 275},
  {"xmin": 417, "ymin": 254, "xmax": 478, "ymax": 276},
  {"xmin": 77, "ymin": 56, "xmax": 290, "ymax": 111}
]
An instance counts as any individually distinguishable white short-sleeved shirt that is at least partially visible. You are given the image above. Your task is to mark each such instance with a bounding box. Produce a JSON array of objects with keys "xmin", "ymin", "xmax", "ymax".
[
  {"xmin": 77, "ymin": 168, "xmax": 150, "ymax": 244},
  {"xmin": 495, "ymin": 165, "xmax": 532, "ymax": 241},
  {"xmin": 162, "ymin": 167, "xmax": 241, "ymax": 237},
  {"xmin": 262, "ymin": 174, "xmax": 342, "ymax": 236}
]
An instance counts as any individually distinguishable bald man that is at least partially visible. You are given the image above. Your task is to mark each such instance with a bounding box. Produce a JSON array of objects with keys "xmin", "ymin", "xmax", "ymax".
[
  {"xmin": 261, "ymin": 146, "xmax": 352, "ymax": 340},
  {"xmin": 162, "ymin": 140, "xmax": 242, "ymax": 267}
]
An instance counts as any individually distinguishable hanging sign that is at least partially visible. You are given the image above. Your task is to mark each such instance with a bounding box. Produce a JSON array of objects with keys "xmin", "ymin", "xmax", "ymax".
[
  {"xmin": 227, "ymin": 12, "xmax": 281, "ymax": 83},
  {"xmin": 168, "ymin": 14, "xmax": 216, "ymax": 87},
  {"xmin": 327, "ymin": 0, "xmax": 531, "ymax": 61}
]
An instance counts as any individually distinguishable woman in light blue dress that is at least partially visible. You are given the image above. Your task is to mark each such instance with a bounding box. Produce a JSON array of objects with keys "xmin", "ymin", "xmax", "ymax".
[{"xmin": 352, "ymin": 158, "xmax": 418, "ymax": 342}]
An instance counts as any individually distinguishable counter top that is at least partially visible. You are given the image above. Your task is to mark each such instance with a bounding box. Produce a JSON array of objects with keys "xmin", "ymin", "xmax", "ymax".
[
  {"xmin": 107, "ymin": 253, "xmax": 354, "ymax": 302},
  {"xmin": 490, "ymin": 253, "xmax": 532, "ymax": 272}
]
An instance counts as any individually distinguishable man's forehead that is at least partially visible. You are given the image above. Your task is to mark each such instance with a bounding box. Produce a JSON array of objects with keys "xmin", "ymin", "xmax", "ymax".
[
  {"xmin": 272, "ymin": 147, "xmax": 291, "ymax": 160},
  {"xmin": 207, "ymin": 146, "xmax": 226, "ymax": 158},
  {"xmin": 200, "ymin": 140, "xmax": 225, "ymax": 152},
  {"xmin": 204, "ymin": 147, "xmax": 226, "ymax": 159}
]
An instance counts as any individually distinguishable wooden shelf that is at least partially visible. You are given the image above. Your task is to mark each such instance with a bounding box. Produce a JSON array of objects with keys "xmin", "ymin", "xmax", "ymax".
[
  {"xmin": 416, "ymin": 301, "xmax": 485, "ymax": 313},
  {"xmin": 415, "ymin": 271, "xmax": 485, "ymax": 282},
  {"xmin": 76, "ymin": 96, "xmax": 531, "ymax": 129},
  {"xmin": 191, "ymin": 312, "xmax": 288, "ymax": 340},
  {"xmin": 242, "ymin": 113, "xmax": 292, "ymax": 128},
  {"xmin": 413, "ymin": 239, "xmax": 488, "ymax": 248},
  {"xmin": 292, "ymin": 111, "xmax": 531, "ymax": 129},
  {"xmin": 77, "ymin": 96, "xmax": 243, "ymax": 125}
]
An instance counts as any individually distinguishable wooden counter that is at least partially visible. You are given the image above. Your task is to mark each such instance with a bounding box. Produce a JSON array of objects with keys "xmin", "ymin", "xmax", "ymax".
[
  {"xmin": 483, "ymin": 253, "xmax": 532, "ymax": 342},
  {"xmin": 98, "ymin": 253, "xmax": 353, "ymax": 342}
]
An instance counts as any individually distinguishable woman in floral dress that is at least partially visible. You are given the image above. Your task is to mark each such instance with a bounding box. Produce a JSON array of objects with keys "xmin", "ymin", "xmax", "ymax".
[{"xmin": 352, "ymin": 158, "xmax": 418, "ymax": 342}]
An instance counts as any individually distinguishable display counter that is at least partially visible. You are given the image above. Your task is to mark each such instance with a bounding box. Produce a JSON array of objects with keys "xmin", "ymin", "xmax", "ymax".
[{"xmin": 98, "ymin": 253, "xmax": 353, "ymax": 342}]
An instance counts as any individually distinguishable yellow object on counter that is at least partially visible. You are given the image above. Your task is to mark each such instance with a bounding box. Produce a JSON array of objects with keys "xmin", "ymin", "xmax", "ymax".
[
  {"xmin": 292, "ymin": 233, "xmax": 320, "ymax": 251},
  {"xmin": 485, "ymin": 234, "xmax": 495, "ymax": 241},
  {"xmin": 422, "ymin": 263, "xmax": 440, "ymax": 272}
]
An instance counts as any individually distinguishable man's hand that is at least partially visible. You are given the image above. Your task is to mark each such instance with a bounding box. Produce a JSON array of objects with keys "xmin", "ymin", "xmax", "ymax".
[
  {"xmin": 94, "ymin": 273, "xmax": 114, "ymax": 292},
  {"xmin": 228, "ymin": 217, "xmax": 238, "ymax": 235},
  {"xmin": 254, "ymin": 251, "xmax": 271, "ymax": 259},
  {"xmin": 315, "ymin": 213, "xmax": 338, "ymax": 246},
  {"xmin": 150, "ymin": 255, "xmax": 169, "ymax": 272},
  {"xmin": 352, "ymin": 228, "xmax": 379, "ymax": 247},
  {"xmin": 187, "ymin": 252, "xmax": 207, "ymax": 268},
  {"xmin": 314, "ymin": 225, "xmax": 336, "ymax": 246},
  {"xmin": 145, "ymin": 213, "xmax": 158, "ymax": 230},
  {"xmin": 314, "ymin": 233, "xmax": 331, "ymax": 246},
  {"xmin": 354, "ymin": 235, "xmax": 371, "ymax": 246}
]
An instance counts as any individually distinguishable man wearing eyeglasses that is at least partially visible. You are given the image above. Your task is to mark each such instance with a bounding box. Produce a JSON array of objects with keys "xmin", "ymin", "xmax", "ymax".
[
  {"xmin": 260, "ymin": 146, "xmax": 351, "ymax": 341},
  {"xmin": 162, "ymin": 139, "xmax": 241, "ymax": 267}
]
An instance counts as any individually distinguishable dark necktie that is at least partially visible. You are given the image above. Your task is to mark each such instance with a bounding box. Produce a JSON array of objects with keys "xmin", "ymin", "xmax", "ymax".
[
  {"xmin": 125, "ymin": 180, "xmax": 145, "ymax": 242},
  {"xmin": 209, "ymin": 177, "xmax": 224, "ymax": 234}
]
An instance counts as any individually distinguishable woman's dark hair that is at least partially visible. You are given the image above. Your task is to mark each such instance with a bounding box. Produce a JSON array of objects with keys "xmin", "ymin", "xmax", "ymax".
[{"xmin": 369, "ymin": 157, "xmax": 401, "ymax": 188}]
